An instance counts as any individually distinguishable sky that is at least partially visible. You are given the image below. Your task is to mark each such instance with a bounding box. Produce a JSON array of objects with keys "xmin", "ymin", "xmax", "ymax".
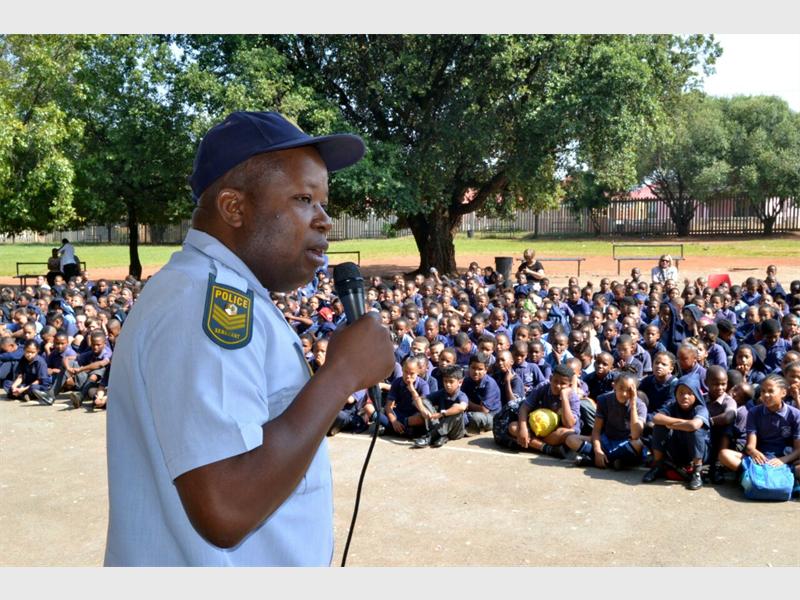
[{"xmin": 700, "ymin": 34, "xmax": 800, "ymax": 111}]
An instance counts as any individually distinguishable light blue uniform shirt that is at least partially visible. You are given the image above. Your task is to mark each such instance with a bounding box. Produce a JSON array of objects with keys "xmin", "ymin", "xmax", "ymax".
[{"xmin": 104, "ymin": 229, "xmax": 333, "ymax": 566}]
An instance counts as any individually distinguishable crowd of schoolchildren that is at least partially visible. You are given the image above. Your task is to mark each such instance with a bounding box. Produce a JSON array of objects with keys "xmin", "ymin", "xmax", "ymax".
[
  {"xmin": 0, "ymin": 271, "xmax": 136, "ymax": 410},
  {"xmin": 284, "ymin": 252, "xmax": 800, "ymax": 495},
  {"xmin": 3, "ymin": 248, "xmax": 799, "ymax": 496}
]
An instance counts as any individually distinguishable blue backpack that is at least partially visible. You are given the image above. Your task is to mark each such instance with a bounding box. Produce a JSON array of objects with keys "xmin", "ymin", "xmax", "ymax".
[{"xmin": 740, "ymin": 456, "xmax": 795, "ymax": 501}]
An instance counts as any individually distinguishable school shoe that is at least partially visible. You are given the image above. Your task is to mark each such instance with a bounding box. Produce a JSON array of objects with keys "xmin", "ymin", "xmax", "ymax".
[
  {"xmin": 367, "ymin": 422, "xmax": 385, "ymax": 436},
  {"xmin": 574, "ymin": 453, "xmax": 593, "ymax": 468},
  {"xmin": 611, "ymin": 458, "xmax": 624, "ymax": 471},
  {"xmin": 430, "ymin": 434, "xmax": 448, "ymax": 448},
  {"xmin": 709, "ymin": 465, "xmax": 725, "ymax": 485},
  {"xmin": 70, "ymin": 392, "xmax": 82, "ymax": 409},
  {"xmin": 412, "ymin": 434, "xmax": 432, "ymax": 448},
  {"xmin": 642, "ymin": 463, "xmax": 666, "ymax": 483},
  {"xmin": 32, "ymin": 389, "xmax": 55, "ymax": 405},
  {"xmin": 541, "ymin": 444, "xmax": 565, "ymax": 459},
  {"xmin": 687, "ymin": 468, "xmax": 703, "ymax": 491}
]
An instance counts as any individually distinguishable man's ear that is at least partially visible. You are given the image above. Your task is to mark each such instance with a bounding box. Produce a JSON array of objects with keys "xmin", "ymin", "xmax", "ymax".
[{"xmin": 215, "ymin": 188, "xmax": 246, "ymax": 228}]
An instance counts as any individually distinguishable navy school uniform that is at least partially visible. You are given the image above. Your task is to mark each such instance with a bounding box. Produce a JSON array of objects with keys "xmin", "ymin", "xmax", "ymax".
[
  {"xmin": 583, "ymin": 370, "xmax": 615, "ymax": 401},
  {"xmin": 705, "ymin": 342, "xmax": 728, "ymax": 369},
  {"xmin": 486, "ymin": 324, "xmax": 512, "ymax": 339},
  {"xmin": 461, "ymin": 375, "xmax": 502, "ymax": 416},
  {"xmin": 706, "ymin": 391, "xmax": 737, "ymax": 463},
  {"xmin": 455, "ymin": 343, "xmax": 478, "ymax": 367},
  {"xmin": 424, "ymin": 388, "xmax": 469, "ymax": 440},
  {"xmin": 641, "ymin": 341, "xmax": 667, "ymax": 365},
  {"xmin": 491, "ymin": 370, "xmax": 524, "ymax": 407},
  {"xmin": 0, "ymin": 346, "xmax": 24, "ymax": 385},
  {"xmin": 579, "ymin": 391, "xmax": 649, "ymax": 467},
  {"xmin": 513, "ymin": 361, "xmax": 547, "ymax": 396},
  {"xmin": 731, "ymin": 404, "xmax": 749, "ymax": 452},
  {"xmin": 651, "ymin": 376, "xmax": 710, "ymax": 465},
  {"xmin": 639, "ymin": 374, "xmax": 678, "ymax": 423},
  {"xmin": 523, "ymin": 381, "xmax": 582, "ymax": 434},
  {"xmin": 745, "ymin": 402, "xmax": 800, "ymax": 457},
  {"xmin": 533, "ymin": 359, "xmax": 552, "ymax": 381},
  {"xmin": 756, "ymin": 337, "xmax": 791, "ymax": 373},
  {"xmin": 679, "ymin": 363, "xmax": 707, "ymax": 393},
  {"xmin": 3, "ymin": 354, "xmax": 51, "ymax": 393},
  {"xmin": 331, "ymin": 389, "xmax": 370, "ymax": 434},
  {"xmin": 613, "ymin": 355, "xmax": 644, "ymax": 379},
  {"xmin": 386, "ymin": 376, "xmax": 430, "ymax": 424}
]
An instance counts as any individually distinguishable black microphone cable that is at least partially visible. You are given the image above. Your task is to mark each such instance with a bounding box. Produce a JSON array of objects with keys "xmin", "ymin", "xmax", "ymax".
[{"xmin": 340, "ymin": 392, "xmax": 381, "ymax": 567}]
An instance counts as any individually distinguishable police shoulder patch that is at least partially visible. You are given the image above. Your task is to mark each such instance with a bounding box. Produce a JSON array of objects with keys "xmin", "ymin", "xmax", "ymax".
[{"xmin": 202, "ymin": 274, "xmax": 254, "ymax": 349}]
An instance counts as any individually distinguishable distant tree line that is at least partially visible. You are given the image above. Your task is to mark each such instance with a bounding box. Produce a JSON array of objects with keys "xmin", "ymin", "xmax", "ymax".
[{"xmin": 3, "ymin": 34, "xmax": 796, "ymax": 276}]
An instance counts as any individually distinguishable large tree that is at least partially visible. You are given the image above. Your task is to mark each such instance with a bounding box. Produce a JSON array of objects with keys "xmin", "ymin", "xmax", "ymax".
[
  {"xmin": 71, "ymin": 35, "xmax": 194, "ymax": 278},
  {"xmin": 181, "ymin": 34, "xmax": 718, "ymax": 274},
  {"xmin": 722, "ymin": 95, "xmax": 800, "ymax": 235},
  {"xmin": 0, "ymin": 35, "xmax": 86, "ymax": 236},
  {"xmin": 636, "ymin": 91, "xmax": 732, "ymax": 236}
]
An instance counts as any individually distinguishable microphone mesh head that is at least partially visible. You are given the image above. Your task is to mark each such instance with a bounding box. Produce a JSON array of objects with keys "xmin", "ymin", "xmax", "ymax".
[{"xmin": 333, "ymin": 262, "xmax": 363, "ymax": 285}]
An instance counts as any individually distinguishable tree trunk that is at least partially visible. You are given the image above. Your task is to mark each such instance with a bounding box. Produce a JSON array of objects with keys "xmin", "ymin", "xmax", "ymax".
[
  {"xmin": 407, "ymin": 209, "xmax": 459, "ymax": 276},
  {"xmin": 127, "ymin": 203, "xmax": 142, "ymax": 279},
  {"xmin": 762, "ymin": 216, "xmax": 776, "ymax": 236},
  {"xmin": 663, "ymin": 196, "xmax": 695, "ymax": 237}
]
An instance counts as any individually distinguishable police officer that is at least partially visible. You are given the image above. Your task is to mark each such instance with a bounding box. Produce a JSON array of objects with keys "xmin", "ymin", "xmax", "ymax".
[{"xmin": 104, "ymin": 111, "xmax": 394, "ymax": 566}]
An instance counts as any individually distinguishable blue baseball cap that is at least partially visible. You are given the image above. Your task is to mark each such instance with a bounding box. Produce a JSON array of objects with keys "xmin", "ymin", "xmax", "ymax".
[{"xmin": 189, "ymin": 111, "xmax": 366, "ymax": 202}]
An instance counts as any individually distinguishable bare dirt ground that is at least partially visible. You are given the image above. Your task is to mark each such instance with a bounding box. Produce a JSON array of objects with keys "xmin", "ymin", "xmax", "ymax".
[
  {"xmin": 1, "ymin": 395, "xmax": 798, "ymax": 567},
  {"xmin": 3, "ymin": 252, "xmax": 799, "ymax": 289}
]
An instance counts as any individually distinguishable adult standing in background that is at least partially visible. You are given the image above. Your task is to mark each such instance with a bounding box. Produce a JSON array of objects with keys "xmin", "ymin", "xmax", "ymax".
[
  {"xmin": 58, "ymin": 238, "xmax": 79, "ymax": 281},
  {"xmin": 517, "ymin": 248, "xmax": 545, "ymax": 290},
  {"xmin": 651, "ymin": 254, "xmax": 679, "ymax": 284}
]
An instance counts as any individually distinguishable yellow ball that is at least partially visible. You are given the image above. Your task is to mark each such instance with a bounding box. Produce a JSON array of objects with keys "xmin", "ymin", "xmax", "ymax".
[{"xmin": 528, "ymin": 408, "xmax": 560, "ymax": 438}]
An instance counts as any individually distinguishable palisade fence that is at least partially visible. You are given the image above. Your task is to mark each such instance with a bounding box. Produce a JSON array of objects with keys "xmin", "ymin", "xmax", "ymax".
[{"xmin": 2, "ymin": 196, "xmax": 798, "ymax": 245}]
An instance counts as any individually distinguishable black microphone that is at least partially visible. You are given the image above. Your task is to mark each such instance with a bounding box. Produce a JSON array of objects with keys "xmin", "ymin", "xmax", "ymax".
[{"xmin": 333, "ymin": 262, "xmax": 383, "ymax": 412}]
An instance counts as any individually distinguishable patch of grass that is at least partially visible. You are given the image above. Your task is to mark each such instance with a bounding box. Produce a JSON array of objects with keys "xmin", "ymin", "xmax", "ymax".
[{"xmin": 0, "ymin": 244, "xmax": 180, "ymax": 277}]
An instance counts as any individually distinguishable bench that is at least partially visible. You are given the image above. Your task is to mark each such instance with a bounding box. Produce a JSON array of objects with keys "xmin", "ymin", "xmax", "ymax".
[
  {"xmin": 15, "ymin": 261, "xmax": 87, "ymax": 288},
  {"xmin": 612, "ymin": 244, "xmax": 684, "ymax": 275},
  {"xmin": 536, "ymin": 257, "xmax": 586, "ymax": 278}
]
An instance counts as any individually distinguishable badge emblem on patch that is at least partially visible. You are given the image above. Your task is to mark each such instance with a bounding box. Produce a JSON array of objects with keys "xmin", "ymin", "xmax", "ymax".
[{"xmin": 202, "ymin": 275, "xmax": 254, "ymax": 349}]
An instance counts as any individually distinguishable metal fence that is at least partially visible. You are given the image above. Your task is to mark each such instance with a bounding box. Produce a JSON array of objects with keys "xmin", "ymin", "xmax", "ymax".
[{"xmin": 2, "ymin": 196, "xmax": 798, "ymax": 245}]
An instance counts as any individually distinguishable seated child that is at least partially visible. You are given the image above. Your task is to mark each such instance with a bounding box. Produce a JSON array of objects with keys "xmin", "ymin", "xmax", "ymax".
[
  {"xmin": 510, "ymin": 364, "xmax": 585, "ymax": 458},
  {"xmin": 642, "ymin": 374, "xmax": 710, "ymax": 491},
  {"xmin": 583, "ymin": 352, "xmax": 615, "ymax": 401},
  {"xmin": 412, "ymin": 365, "xmax": 469, "ymax": 448},
  {"xmin": 733, "ymin": 344, "xmax": 766, "ymax": 386},
  {"xmin": 4, "ymin": 340, "xmax": 51, "ymax": 401},
  {"xmin": 570, "ymin": 372, "xmax": 648, "ymax": 470},
  {"xmin": 491, "ymin": 350, "xmax": 524, "ymax": 407},
  {"xmin": 67, "ymin": 329, "xmax": 112, "ymax": 409},
  {"xmin": 384, "ymin": 355, "xmax": 431, "ymax": 438},
  {"xmin": 718, "ymin": 374, "xmax": 800, "ymax": 489},
  {"xmin": 639, "ymin": 351, "xmax": 678, "ymax": 430},
  {"xmin": 704, "ymin": 366, "xmax": 737, "ymax": 483},
  {"xmin": 462, "ymin": 352, "xmax": 502, "ymax": 434},
  {"xmin": 730, "ymin": 380, "xmax": 756, "ymax": 453},
  {"xmin": 612, "ymin": 334, "xmax": 644, "ymax": 379}
]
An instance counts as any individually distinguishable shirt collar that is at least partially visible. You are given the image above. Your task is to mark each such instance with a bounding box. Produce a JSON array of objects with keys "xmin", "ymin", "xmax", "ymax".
[{"xmin": 183, "ymin": 228, "xmax": 270, "ymax": 301}]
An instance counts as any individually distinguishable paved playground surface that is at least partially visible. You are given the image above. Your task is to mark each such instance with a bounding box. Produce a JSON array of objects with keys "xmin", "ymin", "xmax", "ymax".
[{"xmin": 1, "ymin": 395, "xmax": 798, "ymax": 567}]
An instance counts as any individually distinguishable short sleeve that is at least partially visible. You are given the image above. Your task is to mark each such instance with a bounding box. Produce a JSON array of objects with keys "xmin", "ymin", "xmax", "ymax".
[{"xmin": 139, "ymin": 278, "xmax": 268, "ymax": 481}]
